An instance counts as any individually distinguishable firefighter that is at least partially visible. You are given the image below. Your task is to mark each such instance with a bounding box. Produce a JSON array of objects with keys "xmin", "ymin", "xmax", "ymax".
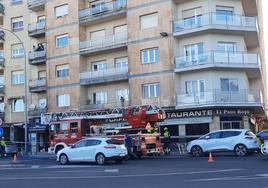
[
  {"xmin": 163, "ymin": 127, "xmax": 171, "ymax": 155},
  {"xmin": 0, "ymin": 136, "xmax": 6, "ymax": 157}
]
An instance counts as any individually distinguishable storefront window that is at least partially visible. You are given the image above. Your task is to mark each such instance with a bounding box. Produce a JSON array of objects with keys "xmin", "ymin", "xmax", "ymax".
[
  {"xmin": 186, "ymin": 123, "xmax": 209, "ymax": 140},
  {"xmin": 220, "ymin": 116, "xmax": 242, "ymax": 129}
]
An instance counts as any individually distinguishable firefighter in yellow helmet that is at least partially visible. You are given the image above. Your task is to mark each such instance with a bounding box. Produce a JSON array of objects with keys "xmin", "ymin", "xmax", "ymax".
[
  {"xmin": 163, "ymin": 127, "xmax": 171, "ymax": 155},
  {"xmin": 0, "ymin": 136, "xmax": 6, "ymax": 157}
]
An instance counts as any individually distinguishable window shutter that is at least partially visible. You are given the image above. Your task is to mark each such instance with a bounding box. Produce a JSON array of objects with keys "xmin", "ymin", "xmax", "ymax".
[
  {"xmin": 140, "ymin": 13, "xmax": 158, "ymax": 29},
  {"xmin": 182, "ymin": 7, "xmax": 202, "ymax": 19}
]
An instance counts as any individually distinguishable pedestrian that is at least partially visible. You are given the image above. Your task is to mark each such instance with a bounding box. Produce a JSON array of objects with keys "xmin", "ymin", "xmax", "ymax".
[
  {"xmin": 163, "ymin": 127, "xmax": 171, "ymax": 155},
  {"xmin": 125, "ymin": 134, "xmax": 138, "ymax": 159},
  {"xmin": 0, "ymin": 136, "xmax": 6, "ymax": 157}
]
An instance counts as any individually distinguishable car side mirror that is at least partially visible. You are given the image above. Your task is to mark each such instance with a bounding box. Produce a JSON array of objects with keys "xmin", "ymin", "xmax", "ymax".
[{"xmin": 205, "ymin": 136, "xmax": 210, "ymax": 139}]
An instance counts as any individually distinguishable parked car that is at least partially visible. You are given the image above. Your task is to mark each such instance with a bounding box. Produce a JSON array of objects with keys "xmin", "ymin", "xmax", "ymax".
[
  {"xmin": 57, "ymin": 138, "xmax": 128, "ymax": 165},
  {"xmin": 186, "ymin": 129, "xmax": 258, "ymax": 157},
  {"xmin": 5, "ymin": 142, "xmax": 18, "ymax": 156}
]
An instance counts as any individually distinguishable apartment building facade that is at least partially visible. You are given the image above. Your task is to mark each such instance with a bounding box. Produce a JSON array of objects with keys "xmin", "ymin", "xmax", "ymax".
[{"xmin": 0, "ymin": 0, "xmax": 265, "ymax": 151}]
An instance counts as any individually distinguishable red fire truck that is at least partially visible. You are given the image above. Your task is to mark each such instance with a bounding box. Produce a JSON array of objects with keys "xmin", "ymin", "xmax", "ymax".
[{"xmin": 42, "ymin": 105, "xmax": 166, "ymax": 156}]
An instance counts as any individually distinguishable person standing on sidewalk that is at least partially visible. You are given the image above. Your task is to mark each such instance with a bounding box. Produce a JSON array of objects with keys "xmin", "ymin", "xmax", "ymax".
[
  {"xmin": 163, "ymin": 127, "xmax": 171, "ymax": 155},
  {"xmin": 0, "ymin": 137, "xmax": 7, "ymax": 157}
]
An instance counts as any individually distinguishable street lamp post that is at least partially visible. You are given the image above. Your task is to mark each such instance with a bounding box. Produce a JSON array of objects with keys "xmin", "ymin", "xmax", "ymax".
[{"xmin": 0, "ymin": 27, "xmax": 28, "ymax": 155}]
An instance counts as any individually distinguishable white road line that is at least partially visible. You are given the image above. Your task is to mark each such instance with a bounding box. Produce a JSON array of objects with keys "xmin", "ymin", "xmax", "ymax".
[
  {"xmin": 44, "ymin": 165, "xmax": 102, "ymax": 169},
  {"xmin": 30, "ymin": 165, "xmax": 40, "ymax": 169},
  {"xmin": 187, "ymin": 174, "xmax": 268, "ymax": 182},
  {"xmin": 104, "ymin": 169, "xmax": 119, "ymax": 173},
  {"xmin": 0, "ymin": 168, "xmax": 242, "ymax": 180},
  {"xmin": 0, "ymin": 164, "xmax": 24, "ymax": 167}
]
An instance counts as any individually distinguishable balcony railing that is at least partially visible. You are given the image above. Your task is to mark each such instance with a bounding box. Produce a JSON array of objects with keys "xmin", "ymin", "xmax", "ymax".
[
  {"xmin": 29, "ymin": 78, "xmax": 47, "ymax": 93},
  {"xmin": 28, "ymin": 107, "xmax": 47, "ymax": 117},
  {"xmin": 0, "ymin": 85, "xmax": 4, "ymax": 94},
  {"xmin": 28, "ymin": 21, "xmax": 46, "ymax": 37},
  {"xmin": 80, "ymin": 32, "xmax": 128, "ymax": 54},
  {"xmin": 80, "ymin": 66, "xmax": 129, "ymax": 85},
  {"xmin": 80, "ymin": 99, "xmax": 130, "ymax": 110},
  {"xmin": 27, "ymin": 0, "xmax": 45, "ymax": 11},
  {"xmin": 173, "ymin": 12, "xmax": 257, "ymax": 34},
  {"xmin": 29, "ymin": 50, "xmax": 46, "ymax": 65},
  {"xmin": 176, "ymin": 89, "xmax": 262, "ymax": 108},
  {"xmin": 175, "ymin": 51, "xmax": 259, "ymax": 71},
  {"xmin": 79, "ymin": 0, "xmax": 127, "ymax": 23}
]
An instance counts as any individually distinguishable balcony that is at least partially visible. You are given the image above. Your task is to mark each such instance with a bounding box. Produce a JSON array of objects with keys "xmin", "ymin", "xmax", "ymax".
[
  {"xmin": 29, "ymin": 78, "xmax": 47, "ymax": 93},
  {"xmin": 0, "ymin": 51, "xmax": 4, "ymax": 67},
  {"xmin": 80, "ymin": 99, "xmax": 130, "ymax": 110},
  {"xmin": 28, "ymin": 107, "xmax": 47, "ymax": 117},
  {"xmin": 176, "ymin": 90, "xmax": 263, "ymax": 109},
  {"xmin": 28, "ymin": 21, "xmax": 46, "ymax": 38},
  {"xmin": 80, "ymin": 32, "xmax": 128, "ymax": 55},
  {"xmin": 29, "ymin": 50, "xmax": 46, "ymax": 65},
  {"xmin": 173, "ymin": 13, "xmax": 258, "ymax": 47},
  {"xmin": 175, "ymin": 51, "xmax": 260, "ymax": 78},
  {"xmin": 79, "ymin": 0, "xmax": 127, "ymax": 25},
  {"xmin": 80, "ymin": 66, "xmax": 129, "ymax": 85},
  {"xmin": 0, "ymin": 111, "xmax": 4, "ymax": 121},
  {"xmin": 27, "ymin": 0, "xmax": 45, "ymax": 12}
]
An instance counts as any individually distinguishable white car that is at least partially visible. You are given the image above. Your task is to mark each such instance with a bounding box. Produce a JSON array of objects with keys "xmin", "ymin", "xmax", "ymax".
[
  {"xmin": 187, "ymin": 129, "xmax": 258, "ymax": 157},
  {"xmin": 57, "ymin": 138, "xmax": 128, "ymax": 165}
]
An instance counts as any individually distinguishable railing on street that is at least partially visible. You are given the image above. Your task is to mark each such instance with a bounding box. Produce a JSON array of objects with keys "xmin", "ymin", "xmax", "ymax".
[
  {"xmin": 80, "ymin": 32, "xmax": 128, "ymax": 51},
  {"xmin": 176, "ymin": 89, "xmax": 262, "ymax": 107},
  {"xmin": 175, "ymin": 51, "xmax": 259, "ymax": 69},
  {"xmin": 173, "ymin": 12, "xmax": 257, "ymax": 33},
  {"xmin": 79, "ymin": 0, "xmax": 127, "ymax": 20}
]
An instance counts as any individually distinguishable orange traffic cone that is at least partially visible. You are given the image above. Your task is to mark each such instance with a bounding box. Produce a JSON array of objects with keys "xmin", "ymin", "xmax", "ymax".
[
  {"xmin": 208, "ymin": 152, "xmax": 214, "ymax": 163},
  {"xmin": 12, "ymin": 153, "xmax": 17, "ymax": 163}
]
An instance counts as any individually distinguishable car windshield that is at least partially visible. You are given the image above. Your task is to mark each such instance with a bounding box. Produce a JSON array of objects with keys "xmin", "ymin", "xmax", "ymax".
[{"xmin": 106, "ymin": 139, "xmax": 122, "ymax": 145}]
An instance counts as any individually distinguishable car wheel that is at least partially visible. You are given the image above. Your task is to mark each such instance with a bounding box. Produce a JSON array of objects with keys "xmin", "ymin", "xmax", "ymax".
[
  {"xmin": 96, "ymin": 153, "xmax": 106, "ymax": 165},
  {"xmin": 234, "ymin": 144, "xmax": 247, "ymax": 156},
  {"xmin": 59, "ymin": 154, "xmax": 69, "ymax": 165},
  {"xmin": 191, "ymin": 145, "xmax": 203, "ymax": 157}
]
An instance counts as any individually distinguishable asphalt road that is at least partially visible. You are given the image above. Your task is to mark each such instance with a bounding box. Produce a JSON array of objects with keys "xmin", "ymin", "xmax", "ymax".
[{"xmin": 1, "ymin": 154, "xmax": 268, "ymax": 188}]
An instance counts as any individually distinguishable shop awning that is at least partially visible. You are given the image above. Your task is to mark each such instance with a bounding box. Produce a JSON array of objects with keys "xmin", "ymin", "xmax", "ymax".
[{"xmin": 158, "ymin": 117, "xmax": 213, "ymax": 126}]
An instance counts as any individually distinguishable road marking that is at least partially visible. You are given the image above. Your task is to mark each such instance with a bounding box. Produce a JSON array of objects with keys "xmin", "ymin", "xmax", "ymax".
[
  {"xmin": 104, "ymin": 169, "xmax": 119, "ymax": 173},
  {"xmin": 0, "ymin": 164, "xmax": 24, "ymax": 167},
  {"xmin": 44, "ymin": 165, "xmax": 102, "ymax": 169},
  {"xmin": 30, "ymin": 165, "xmax": 40, "ymax": 169},
  {"xmin": 0, "ymin": 168, "xmax": 242, "ymax": 180},
  {"xmin": 186, "ymin": 174, "xmax": 268, "ymax": 182}
]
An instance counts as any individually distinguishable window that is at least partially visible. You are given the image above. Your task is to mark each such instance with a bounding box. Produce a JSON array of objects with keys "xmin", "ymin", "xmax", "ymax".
[
  {"xmin": 114, "ymin": 24, "xmax": 127, "ymax": 34},
  {"xmin": 91, "ymin": 61, "xmax": 107, "ymax": 71},
  {"xmin": 186, "ymin": 124, "xmax": 209, "ymax": 136},
  {"xmin": 207, "ymin": 132, "xmax": 221, "ymax": 139},
  {"xmin": 113, "ymin": 0, "xmax": 126, "ymax": 9},
  {"xmin": 12, "ymin": 70, "xmax": 24, "ymax": 85},
  {"xmin": 11, "ymin": 17, "xmax": 23, "ymax": 31},
  {"xmin": 38, "ymin": 16, "xmax": 46, "ymax": 23},
  {"xmin": 38, "ymin": 70, "xmax": 46, "ymax": 79},
  {"xmin": 140, "ymin": 13, "xmax": 158, "ymax": 29},
  {"xmin": 57, "ymin": 94, "xmax": 70, "ymax": 107},
  {"xmin": 70, "ymin": 122, "xmax": 78, "ymax": 134},
  {"xmin": 182, "ymin": 7, "xmax": 202, "ymax": 27},
  {"xmin": 0, "ymin": 75, "xmax": 4, "ymax": 86},
  {"xmin": 141, "ymin": 48, "xmax": 159, "ymax": 64},
  {"xmin": 61, "ymin": 123, "xmax": 69, "ymax": 134},
  {"xmin": 74, "ymin": 140, "xmax": 87, "ymax": 148},
  {"xmin": 115, "ymin": 57, "xmax": 128, "ymax": 69},
  {"xmin": 184, "ymin": 43, "xmax": 203, "ymax": 63},
  {"xmin": 116, "ymin": 88, "xmax": 129, "ymax": 101},
  {"xmin": 220, "ymin": 78, "xmax": 238, "ymax": 91},
  {"xmin": 217, "ymin": 42, "xmax": 236, "ymax": 53},
  {"xmin": 221, "ymin": 131, "xmax": 241, "ymax": 138},
  {"xmin": 85, "ymin": 139, "xmax": 102, "ymax": 147},
  {"xmin": 12, "ymin": 99, "xmax": 24, "ymax": 112},
  {"xmin": 11, "ymin": 0, "xmax": 23, "ymax": 5},
  {"xmin": 52, "ymin": 124, "xmax": 60, "ymax": 134},
  {"xmin": 143, "ymin": 83, "xmax": 160, "ymax": 98},
  {"xmin": 55, "ymin": 4, "xmax": 68, "ymax": 18},
  {"xmin": 185, "ymin": 80, "xmax": 205, "ymax": 94},
  {"xmin": 221, "ymin": 121, "xmax": 241, "ymax": 129},
  {"xmin": 93, "ymin": 91, "xmax": 108, "ymax": 104},
  {"xmin": 91, "ymin": 1, "xmax": 107, "ymax": 15},
  {"xmin": 55, "ymin": 34, "xmax": 69, "ymax": 48},
  {"xmin": 11, "ymin": 44, "xmax": 24, "ymax": 58},
  {"xmin": 56, "ymin": 64, "xmax": 69, "ymax": 77},
  {"xmin": 216, "ymin": 6, "xmax": 234, "ymax": 22},
  {"xmin": 90, "ymin": 29, "xmax": 105, "ymax": 39}
]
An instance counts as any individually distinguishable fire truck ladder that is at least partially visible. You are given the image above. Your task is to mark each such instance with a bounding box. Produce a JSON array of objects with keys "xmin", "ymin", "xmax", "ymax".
[{"xmin": 41, "ymin": 108, "xmax": 125, "ymax": 124}]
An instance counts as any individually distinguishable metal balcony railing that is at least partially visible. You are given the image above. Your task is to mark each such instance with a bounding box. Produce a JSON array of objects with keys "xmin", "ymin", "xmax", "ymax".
[
  {"xmin": 0, "ymin": 3, "xmax": 5, "ymax": 15},
  {"xmin": 173, "ymin": 12, "xmax": 257, "ymax": 33},
  {"xmin": 175, "ymin": 51, "xmax": 259, "ymax": 69},
  {"xmin": 0, "ymin": 51, "xmax": 4, "ymax": 67},
  {"xmin": 80, "ymin": 99, "xmax": 130, "ymax": 110},
  {"xmin": 80, "ymin": 32, "xmax": 128, "ymax": 52},
  {"xmin": 29, "ymin": 78, "xmax": 47, "ymax": 89},
  {"xmin": 28, "ymin": 107, "xmax": 47, "ymax": 117},
  {"xmin": 176, "ymin": 89, "xmax": 262, "ymax": 107},
  {"xmin": 28, "ymin": 21, "xmax": 46, "ymax": 36},
  {"xmin": 80, "ymin": 66, "xmax": 128, "ymax": 81},
  {"xmin": 79, "ymin": 0, "xmax": 127, "ymax": 20},
  {"xmin": 29, "ymin": 50, "xmax": 46, "ymax": 65},
  {"xmin": 27, "ymin": 0, "xmax": 45, "ymax": 11},
  {"xmin": 0, "ymin": 85, "xmax": 4, "ymax": 94}
]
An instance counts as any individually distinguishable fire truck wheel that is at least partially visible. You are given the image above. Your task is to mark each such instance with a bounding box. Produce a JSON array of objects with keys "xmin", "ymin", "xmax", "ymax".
[
  {"xmin": 59, "ymin": 154, "xmax": 69, "ymax": 165},
  {"xmin": 95, "ymin": 153, "xmax": 106, "ymax": 165}
]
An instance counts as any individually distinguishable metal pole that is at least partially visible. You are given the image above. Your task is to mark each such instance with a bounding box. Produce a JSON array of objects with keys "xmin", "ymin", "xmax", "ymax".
[{"xmin": 0, "ymin": 27, "xmax": 28, "ymax": 155}]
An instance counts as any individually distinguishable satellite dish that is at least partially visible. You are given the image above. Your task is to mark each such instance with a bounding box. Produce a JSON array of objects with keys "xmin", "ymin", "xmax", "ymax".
[
  {"xmin": 30, "ymin": 104, "xmax": 36, "ymax": 109},
  {"xmin": 40, "ymin": 102, "xmax": 46, "ymax": 109}
]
